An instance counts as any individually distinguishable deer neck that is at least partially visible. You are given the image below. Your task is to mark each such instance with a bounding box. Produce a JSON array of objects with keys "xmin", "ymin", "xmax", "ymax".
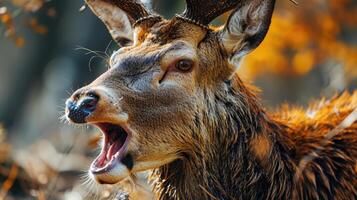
[{"xmin": 151, "ymin": 77, "xmax": 294, "ymax": 200}]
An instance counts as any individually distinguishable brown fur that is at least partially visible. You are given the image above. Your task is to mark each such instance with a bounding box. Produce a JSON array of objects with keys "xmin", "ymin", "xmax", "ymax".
[
  {"xmin": 67, "ymin": 1, "xmax": 357, "ymax": 199},
  {"xmin": 250, "ymin": 134, "xmax": 272, "ymax": 161},
  {"xmin": 149, "ymin": 76, "xmax": 357, "ymax": 200}
]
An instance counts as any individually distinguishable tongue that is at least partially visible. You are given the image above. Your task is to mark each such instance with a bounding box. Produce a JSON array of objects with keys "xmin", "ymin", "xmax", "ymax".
[
  {"xmin": 106, "ymin": 140, "xmax": 123, "ymax": 161},
  {"xmin": 97, "ymin": 151, "xmax": 107, "ymax": 167}
]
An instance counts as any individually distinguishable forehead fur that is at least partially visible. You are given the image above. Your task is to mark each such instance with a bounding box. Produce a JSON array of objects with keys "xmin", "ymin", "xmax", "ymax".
[{"xmin": 137, "ymin": 18, "xmax": 208, "ymax": 46}]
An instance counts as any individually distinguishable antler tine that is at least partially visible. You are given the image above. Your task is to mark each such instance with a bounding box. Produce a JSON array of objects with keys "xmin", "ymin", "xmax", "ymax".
[
  {"xmin": 179, "ymin": 0, "xmax": 242, "ymax": 27},
  {"xmin": 102, "ymin": 0, "xmax": 158, "ymax": 24}
]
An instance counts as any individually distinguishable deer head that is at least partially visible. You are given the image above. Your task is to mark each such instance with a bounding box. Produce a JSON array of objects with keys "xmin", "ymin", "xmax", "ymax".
[{"xmin": 66, "ymin": 0, "xmax": 276, "ymax": 184}]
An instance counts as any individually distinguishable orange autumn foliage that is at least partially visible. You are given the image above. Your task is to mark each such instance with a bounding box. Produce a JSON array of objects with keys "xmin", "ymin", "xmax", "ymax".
[
  {"xmin": 28, "ymin": 18, "xmax": 48, "ymax": 35},
  {"xmin": 0, "ymin": 0, "xmax": 52, "ymax": 46},
  {"xmin": 11, "ymin": 0, "xmax": 45, "ymax": 12},
  {"xmin": 239, "ymin": 0, "xmax": 357, "ymax": 80},
  {"xmin": 1, "ymin": 0, "xmax": 356, "ymax": 79}
]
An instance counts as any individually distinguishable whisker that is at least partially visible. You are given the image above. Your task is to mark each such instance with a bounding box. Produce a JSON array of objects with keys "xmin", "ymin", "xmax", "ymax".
[{"xmin": 104, "ymin": 40, "xmax": 113, "ymax": 58}]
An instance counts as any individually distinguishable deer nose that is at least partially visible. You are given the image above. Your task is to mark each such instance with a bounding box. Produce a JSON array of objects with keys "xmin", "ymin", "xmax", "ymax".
[{"xmin": 66, "ymin": 92, "xmax": 99, "ymax": 123}]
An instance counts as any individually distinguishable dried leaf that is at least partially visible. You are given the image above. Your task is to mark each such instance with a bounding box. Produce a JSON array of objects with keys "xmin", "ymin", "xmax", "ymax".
[
  {"xmin": 0, "ymin": 164, "xmax": 18, "ymax": 199},
  {"xmin": 47, "ymin": 8, "xmax": 56, "ymax": 17},
  {"xmin": 28, "ymin": 18, "xmax": 48, "ymax": 35},
  {"xmin": 1, "ymin": 14, "xmax": 12, "ymax": 24},
  {"xmin": 15, "ymin": 36, "xmax": 25, "ymax": 47}
]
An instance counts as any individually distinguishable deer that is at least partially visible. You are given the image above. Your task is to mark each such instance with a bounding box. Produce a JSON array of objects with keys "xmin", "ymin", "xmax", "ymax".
[{"xmin": 65, "ymin": 0, "xmax": 357, "ymax": 199}]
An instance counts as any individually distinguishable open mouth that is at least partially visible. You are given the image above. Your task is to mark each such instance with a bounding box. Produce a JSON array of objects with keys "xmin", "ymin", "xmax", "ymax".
[{"xmin": 90, "ymin": 123, "xmax": 130, "ymax": 174}]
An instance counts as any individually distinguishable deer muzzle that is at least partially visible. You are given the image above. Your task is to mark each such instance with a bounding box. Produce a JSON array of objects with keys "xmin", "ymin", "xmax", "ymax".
[
  {"xmin": 66, "ymin": 86, "xmax": 128, "ymax": 124},
  {"xmin": 66, "ymin": 85, "xmax": 134, "ymax": 184},
  {"xmin": 66, "ymin": 91, "xmax": 99, "ymax": 123}
]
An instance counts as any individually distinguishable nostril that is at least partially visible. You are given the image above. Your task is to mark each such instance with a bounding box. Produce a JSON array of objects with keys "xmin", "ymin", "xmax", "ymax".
[
  {"xmin": 66, "ymin": 100, "xmax": 76, "ymax": 111},
  {"xmin": 80, "ymin": 96, "xmax": 98, "ymax": 111},
  {"xmin": 66, "ymin": 99, "xmax": 87, "ymax": 123},
  {"xmin": 66, "ymin": 91, "xmax": 99, "ymax": 124},
  {"xmin": 79, "ymin": 91, "xmax": 99, "ymax": 111}
]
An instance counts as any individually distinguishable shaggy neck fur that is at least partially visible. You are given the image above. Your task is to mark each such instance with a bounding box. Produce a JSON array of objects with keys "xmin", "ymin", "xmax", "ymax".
[{"xmin": 150, "ymin": 77, "xmax": 295, "ymax": 200}]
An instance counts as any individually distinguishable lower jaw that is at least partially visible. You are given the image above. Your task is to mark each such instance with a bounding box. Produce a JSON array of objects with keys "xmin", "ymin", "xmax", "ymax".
[
  {"xmin": 89, "ymin": 156, "xmax": 178, "ymax": 184},
  {"xmin": 90, "ymin": 161, "xmax": 131, "ymax": 184}
]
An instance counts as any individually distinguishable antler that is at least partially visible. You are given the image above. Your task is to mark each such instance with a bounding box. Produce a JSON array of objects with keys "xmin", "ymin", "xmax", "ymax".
[{"xmin": 178, "ymin": 0, "xmax": 243, "ymax": 27}]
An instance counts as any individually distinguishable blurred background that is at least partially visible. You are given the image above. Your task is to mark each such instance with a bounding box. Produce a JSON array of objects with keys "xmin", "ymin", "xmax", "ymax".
[{"xmin": 0, "ymin": 0, "xmax": 356, "ymax": 199}]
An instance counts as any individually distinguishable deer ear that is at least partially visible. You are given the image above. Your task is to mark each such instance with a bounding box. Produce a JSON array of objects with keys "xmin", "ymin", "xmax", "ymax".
[
  {"xmin": 86, "ymin": 0, "xmax": 134, "ymax": 47},
  {"xmin": 219, "ymin": 0, "xmax": 275, "ymax": 70}
]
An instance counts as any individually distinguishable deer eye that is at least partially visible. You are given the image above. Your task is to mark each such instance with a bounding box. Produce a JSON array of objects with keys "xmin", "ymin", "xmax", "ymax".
[{"xmin": 175, "ymin": 59, "xmax": 193, "ymax": 72}]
